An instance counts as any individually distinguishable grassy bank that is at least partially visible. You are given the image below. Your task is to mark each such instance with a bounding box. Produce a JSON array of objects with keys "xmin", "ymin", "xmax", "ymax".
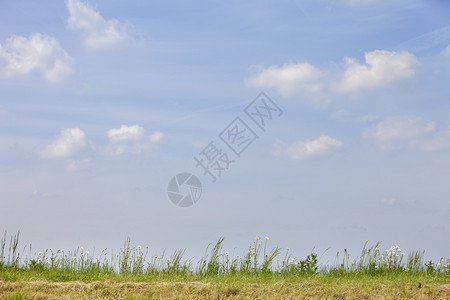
[{"xmin": 1, "ymin": 232, "xmax": 449, "ymax": 298}]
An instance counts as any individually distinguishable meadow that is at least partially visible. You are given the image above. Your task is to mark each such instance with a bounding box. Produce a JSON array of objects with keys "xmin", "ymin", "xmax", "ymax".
[{"xmin": 1, "ymin": 232, "xmax": 449, "ymax": 299}]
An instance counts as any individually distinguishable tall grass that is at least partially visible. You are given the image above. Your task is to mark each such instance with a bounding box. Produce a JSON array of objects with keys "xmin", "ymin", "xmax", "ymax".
[{"xmin": 0, "ymin": 231, "xmax": 449, "ymax": 282}]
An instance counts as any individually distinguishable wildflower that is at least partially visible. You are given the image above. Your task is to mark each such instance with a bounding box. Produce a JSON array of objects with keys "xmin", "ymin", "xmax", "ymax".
[
  {"xmin": 138, "ymin": 246, "xmax": 142, "ymax": 249},
  {"xmin": 155, "ymin": 256, "xmax": 158, "ymax": 259},
  {"xmin": 265, "ymin": 237, "xmax": 269, "ymax": 240},
  {"xmin": 80, "ymin": 247, "xmax": 84, "ymax": 251},
  {"xmin": 225, "ymin": 252, "xmax": 229, "ymax": 255},
  {"xmin": 38, "ymin": 252, "xmax": 42, "ymax": 256},
  {"xmin": 85, "ymin": 251, "xmax": 89, "ymax": 255},
  {"xmin": 258, "ymin": 243, "xmax": 262, "ymax": 246},
  {"xmin": 256, "ymin": 237, "xmax": 259, "ymax": 240},
  {"xmin": 149, "ymin": 262, "xmax": 152, "ymax": 265}
]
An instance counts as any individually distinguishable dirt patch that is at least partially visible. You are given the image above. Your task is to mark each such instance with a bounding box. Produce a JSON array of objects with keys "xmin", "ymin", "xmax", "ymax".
[{"xmin": 1, "ymin": 280, "xmax": 450, "ymax": 299}]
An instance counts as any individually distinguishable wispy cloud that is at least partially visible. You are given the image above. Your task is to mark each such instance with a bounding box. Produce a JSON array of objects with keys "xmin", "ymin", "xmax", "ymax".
[
  {"xmin": 40, "ymin": 128, "xmax": 88, "ymax": 158},
  {"xmin": 0, "ymin": 33, "xmax": 73, "ymax": 83},
  {"xmin": 363, "ymin": 116, "xmax": 436, "ymax": 150},
  {"xmin": 273, "ymin": 135, "xmax": 343, "ymax": 160},
  {"xmin": 410, "ymin": 125, "xmax": 450, "ymax": 152},
  {"xmin": 66, "ymin": 0, "xmax": 131, "ymax": 50}
]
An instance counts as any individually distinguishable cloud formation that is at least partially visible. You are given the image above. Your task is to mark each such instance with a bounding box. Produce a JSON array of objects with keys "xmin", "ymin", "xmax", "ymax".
[
  {"xmin": 66, "ymin": 0, "xmax": 130, "ymax": 50},
  {"xmin": 107, "ymin": 124, "xmax": 145, "ymax": 143},
  {"xmin": 410, "ymin": 125, "xmax": 450, "ymax": 151},
  {"xmin": 107, "ymin": 124, "xmax": 163, "ymax": 155},
  {"xmin": 0, "ymin": 33, "xmax": 73, "ymax": 83},
  {"xmin": 246, "ymin": 62, "xmax": 328, "ymax": 105},
  {"xmin": 246, "ymin": 50, "xmax": 419, "ymax": 105},
  {"xmin": 273, "ymin": 135, "xmax": 343, "ymax": 160},
  {"xmin": 332, "ymin": 50, "xmax": 419, "ymax": 93},
  {"xmin": 363, "ymin": 116, "xmax": 436, "ymax": 150},
  {"xmin": 40, "ymin": 128, "xmax": 87, "ymax": 158}
]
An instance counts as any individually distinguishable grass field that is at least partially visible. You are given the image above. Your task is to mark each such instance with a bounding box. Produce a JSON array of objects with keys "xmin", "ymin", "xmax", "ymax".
[{"xmin": 1, "ymin": 232, "xmax": 449, "ymax": 299}]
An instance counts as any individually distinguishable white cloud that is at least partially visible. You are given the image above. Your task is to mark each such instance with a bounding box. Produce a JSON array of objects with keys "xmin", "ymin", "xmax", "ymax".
[
  {"xmin": 363, "ymin": 116, "xmax": 436, "ymax": 147},
  {"xmin": 246, "ymin": 62, "xmax": 328, "ymax": 105},
  {"xmin": 332, "ymin": 50, "xmax": 419, "ymax": 93},
  {"xmin": 411, "ymin": 125, "xmax": 450, "ymax": 151},
  {"xmin": 0, "ymin": 33, "xmax": 73, "ymax": 83},
  {"xmin": 107, "ymin": 125, "xmax": 162, "ymax": 155},
  {"xmin": 107, "ymin": 124, "xmax": 144, "ymax": 143},
  {"xmin": 66, "ymin": 0, "xmax": 130, "ymax": 50},
  {"xmin": 149, "ymin": 131, "xmax": 164, "ymax": 143},
  {"xmin": 273, "ymin": 135, "xmax": 343, "ymax": 160},
  {"xmin": 40, "ymin": 128, "xmax": 87, "ymax": 158}
]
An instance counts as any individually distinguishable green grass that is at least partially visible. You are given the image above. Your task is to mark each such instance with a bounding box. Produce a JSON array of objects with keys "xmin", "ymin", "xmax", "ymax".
[{"xmin": 1, "ymin": 231, "xmax": 449, "ymax": 283}]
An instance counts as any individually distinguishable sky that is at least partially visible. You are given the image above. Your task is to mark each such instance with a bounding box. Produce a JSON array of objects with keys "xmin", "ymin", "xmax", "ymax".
[{"xmin": 1, "ymin": 0, "xmax": 450, "ymax": 263}]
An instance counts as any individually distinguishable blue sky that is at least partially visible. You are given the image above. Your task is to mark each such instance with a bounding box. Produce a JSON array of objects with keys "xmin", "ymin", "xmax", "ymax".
[{"xmin": 1, "ymin": 0, "xmax": 450, "ymax": 262}]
